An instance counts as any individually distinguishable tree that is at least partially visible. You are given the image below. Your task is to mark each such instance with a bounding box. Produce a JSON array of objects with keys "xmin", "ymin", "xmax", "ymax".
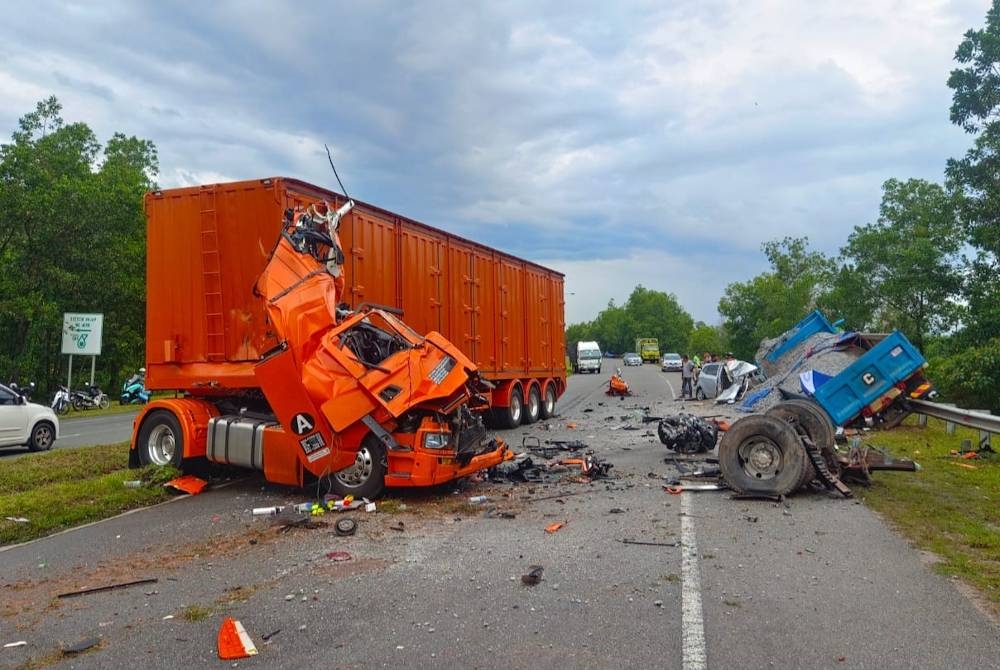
[
  {"xmin": 836, "ymin": 179, "xmax": 963, "ymax": 350},
  {"xmin": 0, "ymin": 97, "xmax": 157, "ymax": 393},
  {"xmin": 947, "ymin": 0, "xmax": 1000, "ymax": 344},
  {"xmin": 718, "ymin": 237, "xmax": 834, "ymax": 359},
  {"xmin": 624, "ymin": 286, "xmax": 693, "ymax": 354},
  {"xmin": 688, "ymin": 322, "xmax": 725, "ymax": 358}
]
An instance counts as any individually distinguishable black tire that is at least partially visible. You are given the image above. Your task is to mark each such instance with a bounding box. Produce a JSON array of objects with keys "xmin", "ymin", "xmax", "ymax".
[
  {"xmin": 71, "ymin": 395, "xmax": 85, "ymax": 411},
  {"xmin": 98, "ymin": 394, "xmax": 110, "ymax": 410},
  {"xmin": 695, "ymin": 387, "xmax": 706, "ymax": 401},
  {"xmin": 766, "ymin": 400, "xmax": 834, "ymax": 488},
  {"xmin": 492, "ymin": 387, "xmax": 523, "ymax": 429},
  {"xmin": 330, "ymin": 434, "xmax": 387, "ymax": 499},
  {"xmin": 524, "ymin": 386, "xmax": 541, "ymax": 424},
  {"xmin": 27, "ymin": 421, "xmax": 56, "ymax": 452},
  {"xmin": 136, "ymin": 410, "xmax": 185, "ymax": 468},
  {"xmin": 55, "ymin": 400, "xmax": 69, "ymax": 416},
  {"xmin": 718, "ymin": 414, "xmax": 808, "ymax": 496},
  {"xmin": 540, "ymin": 384, "xmax": 557, "ymax": 419}
]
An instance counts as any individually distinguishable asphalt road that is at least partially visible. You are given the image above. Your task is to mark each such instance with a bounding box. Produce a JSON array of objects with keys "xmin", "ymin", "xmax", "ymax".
[
  {"xmin": 1, "ymin": 365, "xmax": 998, "ymax": 669},
  {"xmin": 0, "ymin": 409, "xmax": 137, "ymax": 460}
]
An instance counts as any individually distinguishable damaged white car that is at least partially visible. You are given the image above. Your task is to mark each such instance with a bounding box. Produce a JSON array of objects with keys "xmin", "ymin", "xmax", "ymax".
[{"xmin": 694, "ymin": 360, "xmax": 758, "ymax": 403}]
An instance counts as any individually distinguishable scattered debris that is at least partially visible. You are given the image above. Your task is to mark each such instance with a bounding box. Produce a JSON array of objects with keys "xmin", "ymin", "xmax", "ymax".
[
  {"xmin": 483, "ymin": 508, "xmax": 517, "ymax": 519},
  {"xmin": 621, "ymin": 538, "xmax": 678, "ymax": 547},
  {"xmin": 3, "ymin": 516, "xmax": 29, "ymax": 524},
  {"xmin": 326, "ymin": 551, "xmax": 352, "ymax": 561},
  {"xmin": 663, "ymin": 483, "xmax": 726, "ymax": 494},
  {"xmin": 657, "ymin": 414, "xmax": 719, "ymax": 454},
  {"xmin": 3, "ymin": 641, "xmax": 27, "ymax": 649},
  {"xmin": 123, "ymin": 480, "xmax": 142, "ymax": 488},
  {"xmin": 61, "ymin": 636, "xmax": 100, "ymax": 655},
  {"xmin": 334, "ymin": 517, "xmax": 358, "ymax": 536},
  {"xmin": 609, "ymin": 508, "xmax": 626, "ymax": 514},
  {"xmin": 164, "ymin": 474, "xmax": 208, "ymax": 495},
  {"xmin": 57, "ymin": 578, "xmax": 159, "ymax": 599},
  {"xmin": 389, "ymin": 522, "xmax": 406, "ymax": 532},
  {"xmin": 544, "ymin": 522, "xmax": 566, "ymax": 534},
  {"xmin": 261, "ymin": 630, "xmax": 281, "ymax": 642},
  {"xmin": 277, "ymin": 517, "xmax": 328, "ymax": 533},
  {"xmin": 566, "ymin": 422, "xmax": 578, "ymax": 429},
  {"xmin": 217, "ymin": 618, "xmax": 258, "ymax": 660},
  {"xmin": 521, "ymin": 565, "xmax": 544, "ymax": 585},
  {"xmin": 468, "ymin": 495, "xmax": 489, "ymax": 504}
]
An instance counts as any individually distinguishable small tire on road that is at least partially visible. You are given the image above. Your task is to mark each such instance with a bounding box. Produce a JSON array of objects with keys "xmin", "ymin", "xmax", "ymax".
[
  {"xmin": 136, "ymin": 410, "xmax": 185, "ymax": 468},
  {"xmin": 540, "ymin": 384, "xmax": 557, "ymax": 419},
  {"xmin": 524, "ymin": 385, "xmax": 541, "ymax": 425},
  {"xmin": 28, "ymin": 421, "xmax": 56, "ymax": 452},
  {"xmin": 718, "ymin": 414, "xmax": 808, "ymax": 496},
  {"xmin": 330, "ymin": 434, "xmax": 387, "ymax": 499}
]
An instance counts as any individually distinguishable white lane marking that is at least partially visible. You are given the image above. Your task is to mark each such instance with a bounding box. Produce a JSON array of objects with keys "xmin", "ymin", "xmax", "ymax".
[
  {"xmin": 663, "ymin": 374, "xmax": 678, "ymax": 400},
  {"xmin": 681, "ymin": 493, "xmax": 707, "ymax": 670}
]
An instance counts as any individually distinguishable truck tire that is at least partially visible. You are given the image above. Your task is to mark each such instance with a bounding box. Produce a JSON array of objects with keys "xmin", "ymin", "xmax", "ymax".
[
  {"xmin": 331, "ymin": 434, "xmax": 387, "ymax": 499},
  {"xmin": 27, "ymin": 421, "xmax": 56, "ymax": 452},
  {"xmin": 718, "ymin": 414, "xmax": 808, "ymax": 496},
  {"xmin": 540, "ymin": 384, "xmax": 557, "ymax": 419},
  {"xmin": 524, "ymin": 386, "xmax": 541, "ymax": 424},
  {"xmin": 136, "ymin": 410, "xmax": 184, "ymax": 468},
  {"xmin": 492, "ymin": 387, "xmax": 523, "ymax": 429},
  {"xmin": 766, "ymin": 399, "xmax": 834, "ymax": 489}
]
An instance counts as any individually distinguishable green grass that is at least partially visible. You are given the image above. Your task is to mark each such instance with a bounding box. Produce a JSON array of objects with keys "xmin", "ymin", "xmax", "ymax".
[
  {"xmin": 858, "ymin": 416, "xmax": 1000, "ymax": 614},
  {"xmin": 0, "ymin": 442, "xmax": 179, "ymax": 545}
]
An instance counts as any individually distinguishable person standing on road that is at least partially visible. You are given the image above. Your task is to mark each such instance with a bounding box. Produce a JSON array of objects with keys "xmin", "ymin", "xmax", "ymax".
[{"xmin": 681, "ymin": 355, "xmax": 694, "ymax": 399}]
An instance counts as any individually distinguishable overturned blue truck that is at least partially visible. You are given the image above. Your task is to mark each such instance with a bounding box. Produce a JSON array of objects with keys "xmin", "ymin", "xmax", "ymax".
[{"xmin": 719, "ymin": 311, "xmax": 934, "ymax": 497}]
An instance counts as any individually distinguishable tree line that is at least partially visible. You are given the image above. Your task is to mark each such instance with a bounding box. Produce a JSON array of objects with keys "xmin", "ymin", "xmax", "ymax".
[
  {"xmin": 0, "ymin": 97, "xmax": 156, "ymax": 397},
  {"xmin": 567, "ymin": 2, "xmax": 1000, "ymax": 411}
]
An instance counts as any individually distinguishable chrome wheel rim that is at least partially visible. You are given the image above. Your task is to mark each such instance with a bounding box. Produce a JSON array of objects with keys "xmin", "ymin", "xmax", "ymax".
[
  {"xmin": 336, "ymin": 446, "xmax": 374, "ymax": 487},
  {"xmin": 34, "ymin": 425, "xmax": 53, "ymax": 449},
  {"xmin": 738, "ymin": 438, "xmax": 782, "ymax": 480},
  {"xmin": 146, "ymin": 424, "xmax": 176, "ymax": 466}
]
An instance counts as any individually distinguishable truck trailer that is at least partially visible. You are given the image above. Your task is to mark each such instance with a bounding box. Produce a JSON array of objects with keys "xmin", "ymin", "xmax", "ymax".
[{"xmin": 129, "ymin": 177, "xmax": 565, "ymax": 496}]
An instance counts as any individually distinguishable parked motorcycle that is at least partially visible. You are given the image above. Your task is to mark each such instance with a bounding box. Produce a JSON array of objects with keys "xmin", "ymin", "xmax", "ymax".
[
  {"xmin": 9, "ymin": 381, "xmax": 36, "ymax": 401},
  {"xmin": 71, "ymin": 384, "xmax": 110, "ymax": 411},
  {"xmin": 120, "ymin": 375, "xmax": 150, "ymax": 405},
  {"xmin": 51, "ymin": 385, "xmax": 71, "ymax": 415}
]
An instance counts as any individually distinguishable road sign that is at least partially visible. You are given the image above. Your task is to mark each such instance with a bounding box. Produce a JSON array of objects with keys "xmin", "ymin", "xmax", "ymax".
[{"xmin": 62, "ymin": 313, "xmax": 104, "ymax": 356}]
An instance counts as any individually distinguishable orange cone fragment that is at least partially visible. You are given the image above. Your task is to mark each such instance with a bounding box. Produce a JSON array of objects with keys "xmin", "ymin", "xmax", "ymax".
[
  {"xmin": 544, "ymin": 522, "xmax": 566, "ymax": 534},
  {"xmin": 218, "ymin": 617, "xmax": 258, "ymax": 659}
]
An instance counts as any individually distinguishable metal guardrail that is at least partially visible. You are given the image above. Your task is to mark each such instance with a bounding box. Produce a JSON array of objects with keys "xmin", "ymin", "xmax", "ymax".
[{"xmin": 907, "ymin": 398, "xmax": 999, "ymax": 450}]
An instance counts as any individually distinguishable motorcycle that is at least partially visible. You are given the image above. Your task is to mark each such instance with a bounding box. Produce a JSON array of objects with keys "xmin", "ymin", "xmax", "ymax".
[
  {"xmin": 51, "ymin": 385, "xmax": 71, "ymax": 415},
  {"xmin": 9, "ymin": 381, "xmax": 36, "ymax": 401},
  {"xmin": 120, "ymin": 375, "xmax": 150, "ymax": 405},
  {"xmin": 71, "ymin": 384, "xmax": 110, "ymax": 411},
  {"xmin": 606, "ymin": 368, "xmax": 631, "ymax": 397}
]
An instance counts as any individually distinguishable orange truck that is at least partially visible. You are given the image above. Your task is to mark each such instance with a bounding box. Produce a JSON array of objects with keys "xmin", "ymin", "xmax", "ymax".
[{"xmin": 129, "ymin": 177, "xmax": 566, "ymax": 497}]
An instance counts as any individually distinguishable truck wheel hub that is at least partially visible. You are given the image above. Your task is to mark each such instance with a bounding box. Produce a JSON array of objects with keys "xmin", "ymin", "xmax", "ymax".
[
  {"xmin": 740, "ymin": 439, "xmax": 781, "ymax": 480},
  {"xmin": 337, "ymin": 447, "xmax": 374, "ymax": 485},
  {"xmin": 147, "ymin": 425, "xmax": 176, "ymax": 466}
]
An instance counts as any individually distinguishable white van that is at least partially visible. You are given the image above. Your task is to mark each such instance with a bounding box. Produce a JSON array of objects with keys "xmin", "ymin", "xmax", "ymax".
[{"xmin": 575, "ymin": 341, "xmax": 603, "ymax": 374}]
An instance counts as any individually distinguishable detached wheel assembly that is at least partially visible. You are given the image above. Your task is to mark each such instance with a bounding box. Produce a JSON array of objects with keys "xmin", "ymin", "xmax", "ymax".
[
  {"xmin": 765, "ymin": 399, "xmax": 836, "ymax": 489},
  {"xmin": 718, "ymin": 414, "xmax": 808, "ymax": 496}
]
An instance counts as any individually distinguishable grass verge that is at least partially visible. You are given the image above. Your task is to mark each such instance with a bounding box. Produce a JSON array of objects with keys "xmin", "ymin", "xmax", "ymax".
[
  {"xmin": 858, "ymin": 416, "xmax": 1000, "ymax": 615},
  {"xmin": 0, "ymin": 442, "xmax": 179, "ymax": 546}
]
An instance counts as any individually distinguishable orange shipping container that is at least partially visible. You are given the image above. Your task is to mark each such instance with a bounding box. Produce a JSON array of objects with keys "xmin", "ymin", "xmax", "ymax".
[{"xmin": 145, "ymin": 177, "xmax": 566, "ymax": 427}]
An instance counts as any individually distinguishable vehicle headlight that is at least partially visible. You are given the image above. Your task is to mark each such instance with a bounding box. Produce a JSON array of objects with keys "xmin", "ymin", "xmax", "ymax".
[{"xmin": 423, "ymin": 432, "xmax": 450, "ymax": 449}]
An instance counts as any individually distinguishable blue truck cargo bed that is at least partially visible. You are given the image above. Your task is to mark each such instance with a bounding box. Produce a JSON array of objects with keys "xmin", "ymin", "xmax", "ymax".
[
  {"xmin": 761, "ymin": 310, "xmax": 838, "ymax": 365},
  {"xmin": 810, "ymin": 331, "xmax": 926, "ymax": 426}
]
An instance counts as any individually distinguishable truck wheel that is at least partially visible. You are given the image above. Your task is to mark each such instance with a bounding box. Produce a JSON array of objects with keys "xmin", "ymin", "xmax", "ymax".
[
  {"xmin": 766, "ymin": 399, "xmax": 833, "ymax": 488},
  {"xmin": 524, "ymin": 386, "xmax": 541, "ymax": 424},
  {"xmin": 540, "ymin": 384, "xmax": 557, "ymax": 419},
  {"xmin": 492, "ymin": 388, "xmax": 523, "ymax": 429},
  {"xmin": 28, "ymin": 421, "xmax": 56, "ymax": 452},
  {"xmin": 136, "ymin": 410, "xmax": 184, "ymax": 468},
  {"xmin": 331, "ymin": 435, "xmax": 387, "ymax": 499},
  {"xmin": 718, "ymin": 414, "xmax": 807, "ymax": 496}
]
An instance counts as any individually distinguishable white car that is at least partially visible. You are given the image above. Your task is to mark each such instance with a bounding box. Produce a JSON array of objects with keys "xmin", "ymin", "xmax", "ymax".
[{"xmin": 0, "ymin": 383, "xmax": 59, "ymax": 451}]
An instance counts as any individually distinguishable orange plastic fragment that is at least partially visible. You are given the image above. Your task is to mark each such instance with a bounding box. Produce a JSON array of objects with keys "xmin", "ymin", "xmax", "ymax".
[
  {"xmin": 665, "ymin": 486, "xmax": 684, "ymax": 495},
  {"xmin": 962, "ymin": 451, "xmax": 979, "ymax": 459},
  {"xmin": 217, "ymin": 618, "xmax": 257, "ymax": 659},
  {"xmin": 164, "ymin": 474, "xmax": 208, "ymax": 495},
  {"xmin": 565, "ymin": 422, "xmax": 577, "ymax": 429},
  {"xmin": 544, "ymin": 522, "xmax": 566, "ymax": 534}
]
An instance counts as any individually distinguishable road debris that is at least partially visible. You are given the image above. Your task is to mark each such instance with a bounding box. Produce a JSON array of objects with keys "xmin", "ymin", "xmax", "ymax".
[
  {"xmin": 3, "ymin": 641, "xmax": 27, "ymax": 648},
  {"xmin": 544, "ymin": 522, "xmax": 566, "ymax": 534},
  {"xmin": 389, "ymin": 522, "xmax": 406, "ymax": 532},
  {"xmin": 62, "ymin": 636, "xmax": 100, "ymax": 655},
  {"xmin": 164, "ymin": 474, "xmax": 208, "ymax": 495},
  {"xmin": 657, "ymin": 414, "xmax": 719, "ymax": 454},
  {"xmin": 217, "ymin": 618, "xmax": 258, "ymax": 660},
  {"xmin": 621, "ymin": 538, "xmax": 678, "ymax": 547},
  {"xmin": 521, "ymin": 565, "xmax": 544, "ymax": 585},
  {"xmin": 57, "ymin": 578, "xmax": 159, "ymax": 599},
  {"xmin": 326, "ymin": 551, "xmax": 352, "ymax": 561},
  {"xmin": 334, "ymin": 517, "xmax": 358, "ymax": 536}
]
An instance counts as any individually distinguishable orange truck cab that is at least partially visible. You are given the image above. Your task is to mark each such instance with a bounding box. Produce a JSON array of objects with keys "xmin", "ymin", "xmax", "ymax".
[{"xmin": 130, "ymin": 190, "xmax": 509, "ymax": 497}]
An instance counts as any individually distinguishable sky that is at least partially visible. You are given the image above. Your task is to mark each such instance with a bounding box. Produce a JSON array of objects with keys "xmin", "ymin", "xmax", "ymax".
[{"xmin": 0, "ymin": 0, "xmax": 990, "ymax": 326}]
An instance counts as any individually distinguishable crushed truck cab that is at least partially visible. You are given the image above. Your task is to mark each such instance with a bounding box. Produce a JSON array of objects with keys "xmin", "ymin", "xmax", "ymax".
[{"xmin": 131, "ymin": 188, "xmax": 509, "ymax": 497}]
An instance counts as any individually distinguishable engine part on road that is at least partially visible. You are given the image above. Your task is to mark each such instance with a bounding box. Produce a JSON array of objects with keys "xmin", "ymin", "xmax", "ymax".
[{"xmin": 657, "ymin": 414, "xmax": 719, "ymax": 454}]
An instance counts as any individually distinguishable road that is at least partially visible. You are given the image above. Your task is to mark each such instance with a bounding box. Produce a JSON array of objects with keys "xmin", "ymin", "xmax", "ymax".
[
  {"xmin": 0, "ymin": 409, "xmax": 137, "ymax": 460},
  {"xmin": 1, "ymin": 365, "xmax": 998, "ymax": 669}
]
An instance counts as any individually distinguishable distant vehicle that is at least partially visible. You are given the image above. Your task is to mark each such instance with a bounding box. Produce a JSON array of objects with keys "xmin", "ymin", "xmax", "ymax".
[
  {"xmin": 623, "ymin": 353, "xmax": 642, "ymax": 366},
  {"xmin": 0, "ymin": 382, "xmax": 59, "ymax": 451},
  {"xmin": 574, "ymin": 341, "xmax": 603, "ymax": 374},
  {"xmin": 635, "ymin": 338, "xmax": 660, "ymax": 363},
  {"xmin": 661, "ymin": 353, "xmax": 682, "ymax": 372}
]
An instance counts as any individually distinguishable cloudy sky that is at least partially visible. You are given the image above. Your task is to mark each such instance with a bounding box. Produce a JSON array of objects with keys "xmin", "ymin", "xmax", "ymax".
[{"xmin": 0, "ymin": 1, "xmax": 989, "ymax": 325}]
